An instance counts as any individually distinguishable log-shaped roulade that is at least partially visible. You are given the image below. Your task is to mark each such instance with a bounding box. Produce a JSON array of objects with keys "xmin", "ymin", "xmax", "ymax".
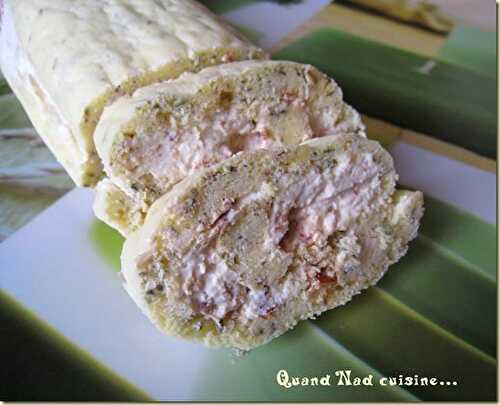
[
  {"xmin": 94, "ymin": 60, "xmax": 365, "ymax": 235},
  {"xmin": 0, "ymin": 0, "xmax": 264, "ymax": 185},
  {"xmin": 121, "ymin": 133, "xmax": 423, "ymax": 350}
]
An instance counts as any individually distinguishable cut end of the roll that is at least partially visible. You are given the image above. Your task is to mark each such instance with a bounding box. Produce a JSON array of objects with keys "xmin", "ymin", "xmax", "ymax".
[
  {"xmin": 95, "ymin": 60, "xmax": 365, "ymax": 234},
  {"xmin": 121, "ymin": 133, "xmax": 423, "ymax": 350},
  {"xmin": 81, "ymin": 46, "xmax": 267, "ymax": 186},
  {"xmin": 93, "ymin": 179, "xmax": 146, "ymax": 237}
]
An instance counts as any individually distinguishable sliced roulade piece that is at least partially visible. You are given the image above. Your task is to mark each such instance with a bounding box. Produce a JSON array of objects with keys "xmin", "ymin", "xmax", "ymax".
[
  {"xmin": 121, "ymin": 133, "xmax": 424, "ymax": 350},
  {"xmin": 94, "ymin": 60, "xmax": 365, "ymax": 234},
  {"xmin": 94, "ymin": 178, "xmax": 148, "ymax": 237},
  {"xmin": 0, "ymin": 0, "xmax": 264, "ymax": 185}
]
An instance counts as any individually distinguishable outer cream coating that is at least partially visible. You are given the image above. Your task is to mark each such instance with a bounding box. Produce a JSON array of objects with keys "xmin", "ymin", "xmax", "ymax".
[
  {"xmin": 121, "ymin": 134, "xmax": 424, "ymax": 350},
  {"xmin": 0, "ymin": 0, "xmax": 264, "ymax": 185}
]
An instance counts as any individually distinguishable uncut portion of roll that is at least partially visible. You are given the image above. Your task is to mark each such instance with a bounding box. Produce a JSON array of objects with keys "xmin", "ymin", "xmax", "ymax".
[
  {"xmin": 94, "ymin": 60, "xmax": 366, "ymax": 235},
  {"xmin": 0, "ymin": 0, "xmax": 264, "ymax": 185},
  {"xmin": 121, "ymin": 133, "xmax": 424, "ymax": 350}
]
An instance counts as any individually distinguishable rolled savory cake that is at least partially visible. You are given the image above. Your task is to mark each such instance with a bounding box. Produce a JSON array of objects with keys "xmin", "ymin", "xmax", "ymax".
[
  {"xmin": 94, "ymin": 60, "xmax": 365, "ymax": 235},
  {"xmin": 0, "ymin": 0, "xmax": 264, "ymax": 185},
  {"xmin": 121, "ymin": 133, "xmax": 424, "ymax": 350}
]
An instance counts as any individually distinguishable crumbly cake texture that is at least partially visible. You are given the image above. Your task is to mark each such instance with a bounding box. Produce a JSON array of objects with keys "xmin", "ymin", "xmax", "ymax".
[
  {"xmin": 93, "ymin": 178, "xmax": 147, "ymax": 237},
  {"xmin": 121, "ymin": 134, "xmax": 424, "ymax": 350},
  {"xmin": 94, "ymin": 60, "xmax": 365, "ymax": 235},
  {"xmin": 0, "ymin": 0, "xmax": 264, "ymax": 186}
]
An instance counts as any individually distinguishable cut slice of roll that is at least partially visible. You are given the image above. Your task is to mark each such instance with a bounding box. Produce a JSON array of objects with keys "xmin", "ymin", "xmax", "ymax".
[
  {"xmin": 0, "ymin": 0, "xmax": 264, "ymax": 185},
  {"xmin": 94, "ymin": 60, "xmax": 366, "ymax": 235},
  {"xmin": 121, "ymin": 133, "xmax": 424, "ymax": 350},
  {"xmin": 94, "ymin": 179, "xmax": 147, "ymax": 237}
]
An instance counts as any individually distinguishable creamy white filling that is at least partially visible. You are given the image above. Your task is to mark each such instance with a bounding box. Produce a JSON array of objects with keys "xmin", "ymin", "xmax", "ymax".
[
  {"xmin": 167, "ymin": 153, "xmax": 393, "ymax": 326},
  {"xmin": 241, "ymin": 273, "xmax": 301, "ymax": 320},
  {"xmin": 122, "ymin": 89, "xmax": 330, "ymax": 191},
  {"xmin": 266, "ymin": 152, "xmax": 386, "ymax": 250},
  {"xmin": 125, "ymin": 106, "xmax": 277, "ymax": 186},
  {"xmin": 178, "ymin": 183, "xmax": 274, "ymax": 323},
  {"xmin": 185, "ymin": 252, "xmax": 242, "ymax": 321}
]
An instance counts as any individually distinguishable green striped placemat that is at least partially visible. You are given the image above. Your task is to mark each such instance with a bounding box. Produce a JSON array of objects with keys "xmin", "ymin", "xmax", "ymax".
[{"xmin": 273, "ymin": 28, "xmax": 497, "ymax": 158}]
